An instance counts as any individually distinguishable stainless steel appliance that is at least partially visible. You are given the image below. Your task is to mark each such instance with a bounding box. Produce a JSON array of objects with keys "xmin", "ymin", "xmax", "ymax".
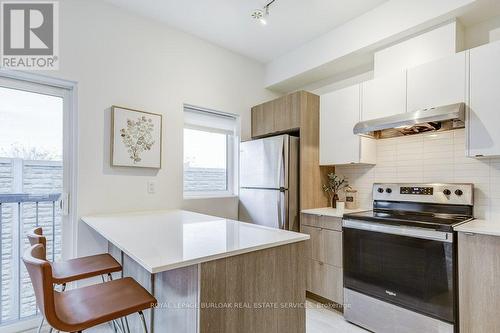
[
  {"xmin": 353, "ymin": 102, "xmax": 465, "ymax": 137},
  {"xmin": 342, "ymin": 183, "xmax": 474, "ymax": 333},
  {"xmin": 238, "ymin": 134, "xmax": 299, "ymax": 231}
]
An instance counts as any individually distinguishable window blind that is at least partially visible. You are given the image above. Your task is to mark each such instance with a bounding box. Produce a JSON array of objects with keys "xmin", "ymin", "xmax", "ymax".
[{"xmin": 184, "ymin": 105, "xmax": 237, "ymax": 135}]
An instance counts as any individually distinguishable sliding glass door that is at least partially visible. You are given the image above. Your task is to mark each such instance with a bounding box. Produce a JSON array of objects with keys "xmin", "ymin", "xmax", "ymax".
[{"xmin": 0, "ymin": 75, "xmax": 74, "ymax": 328}]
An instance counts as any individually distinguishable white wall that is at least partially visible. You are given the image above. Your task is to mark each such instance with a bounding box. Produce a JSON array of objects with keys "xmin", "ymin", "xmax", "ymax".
[
  {"xmin": 44, "ymin": 0, "xmax": 277, "ymax": 256},
  {"xmin": 335, "ymin": 129, "xmax": 500, "ymax": 221}
]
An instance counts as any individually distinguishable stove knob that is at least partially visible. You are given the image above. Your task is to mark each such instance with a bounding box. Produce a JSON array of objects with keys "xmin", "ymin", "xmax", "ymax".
[
  {"xmin": 377, "ymin": 187, "xmax": 384, "ymax": 193},
  {"xmin": 386, "ymin": 188, "xmax": 392, "ymax": 193},
  {"xmin": 443, "ymin": 189, "xmax": 451, "ymax": 196},
  {"xmin": 455, "ymin": 189, "xmax": 463, "ymax": 196}
]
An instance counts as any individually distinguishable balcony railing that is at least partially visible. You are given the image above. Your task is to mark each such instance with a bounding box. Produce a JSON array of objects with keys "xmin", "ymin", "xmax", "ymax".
[{"xmin": 0, "ymin": 193, "xmax": 61, "ymax": 326}]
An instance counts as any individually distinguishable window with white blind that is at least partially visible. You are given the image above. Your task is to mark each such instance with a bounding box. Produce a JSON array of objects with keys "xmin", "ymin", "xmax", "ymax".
[{"xmin": 183, "ymin": 105, "xmax": 239, "ymax": 197}]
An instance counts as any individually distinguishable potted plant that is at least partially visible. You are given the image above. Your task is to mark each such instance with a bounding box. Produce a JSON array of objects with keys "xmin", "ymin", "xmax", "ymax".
[{"xmin": 322, "ymin": 173, "xmax": 348, "ymax": 209}]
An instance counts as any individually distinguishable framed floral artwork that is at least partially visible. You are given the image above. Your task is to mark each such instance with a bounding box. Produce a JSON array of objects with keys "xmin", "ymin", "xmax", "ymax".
[{"xmin": 111, "ymin": 106, "xmax": 162, "ymax": 168}]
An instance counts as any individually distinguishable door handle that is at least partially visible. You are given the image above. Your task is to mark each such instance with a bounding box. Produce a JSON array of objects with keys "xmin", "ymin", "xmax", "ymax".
[
  {"xmin": 277, "ymin": 192, "xmax": 283, "ymax": 229},
  {"xmin": 343, "ymin": 219, "xmax": 453, "ymax": 242},
  {"xmin": 59, "ymin": 192, "xmax": 69, "ymax": 216}
]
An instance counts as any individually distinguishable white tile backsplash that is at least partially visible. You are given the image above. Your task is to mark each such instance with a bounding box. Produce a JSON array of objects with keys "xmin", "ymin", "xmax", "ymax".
[{"xmin": 335, "ymin": 129, "xmax": 500, "ymax": 221}]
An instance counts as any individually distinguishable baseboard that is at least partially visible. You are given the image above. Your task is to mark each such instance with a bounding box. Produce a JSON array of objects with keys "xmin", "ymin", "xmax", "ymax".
[{"xmin": 306, "ymin": 291, "xmax": 344, "ymax": 313}]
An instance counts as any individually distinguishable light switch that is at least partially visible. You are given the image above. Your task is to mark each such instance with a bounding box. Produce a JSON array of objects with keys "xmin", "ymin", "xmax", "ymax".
[{"xmin": 147, "ymin": 181, "xmax": 156, "ymax": 194}]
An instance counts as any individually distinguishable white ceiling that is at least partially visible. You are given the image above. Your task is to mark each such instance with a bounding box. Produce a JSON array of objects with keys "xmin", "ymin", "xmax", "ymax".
[{"xmin": 102, "ymin": 0, "xmax": 389, "ymax": 63}]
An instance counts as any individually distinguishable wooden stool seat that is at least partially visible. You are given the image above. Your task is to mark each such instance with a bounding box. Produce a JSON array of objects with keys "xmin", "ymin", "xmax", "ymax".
[
  {"xmin": 54, "ymin": 277, "xmax": 156, "ymax": 332},
  {"xmin": 51, "ymin": 253, "xmax": 121, "ymax": 284},
  {"xmin": 27, "ymin": 227, "xmax": 122, "ymax": 284},
  {"xmin": 23, "ymin": 244, "xmax": 157, "ymax": 333},
  {"xmin": 27, "ymin": 227, "xmax": 125, "ymax": 332}
]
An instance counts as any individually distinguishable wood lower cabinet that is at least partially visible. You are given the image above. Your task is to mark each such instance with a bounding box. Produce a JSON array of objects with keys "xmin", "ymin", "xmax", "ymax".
[
  {"xmin": 307, "ymin": 260, "xmax": 343, "ymax": 303},
  {"xmin": 301, "ymin": 213, "xmax": 343, "ymax": 304},
  {"xmin": 459, "ymin": 232, "xmax": 500, "ymax": 333}
]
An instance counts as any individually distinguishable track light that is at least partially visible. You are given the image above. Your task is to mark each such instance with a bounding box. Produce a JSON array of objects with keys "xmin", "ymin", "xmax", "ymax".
[{"xmin": 251, "ymin": 0, "xmax": 276, "ymax": 25}]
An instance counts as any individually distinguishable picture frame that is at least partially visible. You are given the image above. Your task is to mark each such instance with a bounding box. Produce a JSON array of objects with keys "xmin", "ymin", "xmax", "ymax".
[{"xmin": 111, "ymin": 106, "xmax": 162, "ymax": 168}]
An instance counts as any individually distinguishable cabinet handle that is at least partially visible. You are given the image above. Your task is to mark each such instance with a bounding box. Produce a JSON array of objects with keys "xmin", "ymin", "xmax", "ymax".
[
  {"xmin": 463, "ymin": 232, "xmax": 476, "ymax": 236},
  {"xmin": 475, "ymin": 155, "xmax": 484, "ymax": 157}
]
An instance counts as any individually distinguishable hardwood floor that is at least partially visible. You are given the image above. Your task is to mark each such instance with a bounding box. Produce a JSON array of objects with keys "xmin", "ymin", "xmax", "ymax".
[{"xmin": 25, "ymin": 300, "xmax": 367, "ymax": 333}]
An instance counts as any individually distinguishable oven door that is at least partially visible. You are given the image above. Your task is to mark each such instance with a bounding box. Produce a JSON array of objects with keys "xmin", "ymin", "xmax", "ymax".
[{"xmin": 343, "ymin": 219, "xmax": 456, "ymax": 323}]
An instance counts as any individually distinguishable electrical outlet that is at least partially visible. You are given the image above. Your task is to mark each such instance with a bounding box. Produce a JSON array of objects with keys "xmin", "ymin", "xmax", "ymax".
[{"xmin": 147, "ymin": 181, "xmax": 155, "ymax": 194}]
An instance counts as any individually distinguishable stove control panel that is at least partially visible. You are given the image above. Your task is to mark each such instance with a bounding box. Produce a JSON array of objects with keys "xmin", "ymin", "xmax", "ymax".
[
  {"xmin": 400, "ymin": 186, "xmax": 433, "ymax": 195},
  {"xmin": 373, "ymin": 183, "xmax": 474, "ymax": 205}
]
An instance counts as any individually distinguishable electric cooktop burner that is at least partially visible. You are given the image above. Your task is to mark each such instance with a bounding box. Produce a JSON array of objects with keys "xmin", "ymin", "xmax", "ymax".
[
  {"xmin": 343, "ymin": 183, "xmax": 474, "ymax": 232},
  {"xmin": 343, "ymin": 209, "xmax": 473, "ymax": 231}
]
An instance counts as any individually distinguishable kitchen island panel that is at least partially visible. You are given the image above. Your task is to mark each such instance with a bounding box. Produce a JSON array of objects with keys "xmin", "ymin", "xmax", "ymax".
[{"xmin": 199, "ymin": 242, "xmax": 306, "ymax": 333}]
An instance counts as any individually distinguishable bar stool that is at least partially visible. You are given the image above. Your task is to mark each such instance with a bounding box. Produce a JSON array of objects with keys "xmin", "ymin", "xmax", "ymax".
[
  {"xmin": 27, "ymin": 227, "xmax": 123, "ymax": 332},
  {"xmin": 23, "ymin": 243, "xmax": 157, "ymax": 333}
]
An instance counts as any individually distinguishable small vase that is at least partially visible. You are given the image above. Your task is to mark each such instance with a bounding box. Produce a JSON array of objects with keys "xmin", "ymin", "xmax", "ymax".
[{"xmin": 331, "ymin": 193, "xmax": 339, "ymax": 208}]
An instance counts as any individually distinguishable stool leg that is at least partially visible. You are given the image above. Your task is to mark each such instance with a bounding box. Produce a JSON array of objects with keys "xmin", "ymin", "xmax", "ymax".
[
  {"xmin": 139, "ymin": 311, "xmax": 148, "ymax": 333},
  {"xmin": 124, "ymin": 315, "xmax": 130, "ymax": 333},
  {"xmin": 107, "ymin": 273, "xmax": 130, "ymax": 333},
  {"xmin": 37, "ymin": 317, "xmax": 44, "ymax": 333},
  {"xmin": 111, "ymin": 319, "xmax": 119, "ymax": 333}
]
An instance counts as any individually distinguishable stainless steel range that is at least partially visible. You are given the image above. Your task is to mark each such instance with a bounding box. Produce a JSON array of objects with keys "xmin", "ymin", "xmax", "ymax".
[{"xmin": 342, "ymin": 183, "xmax": 474, "ymax": 333}]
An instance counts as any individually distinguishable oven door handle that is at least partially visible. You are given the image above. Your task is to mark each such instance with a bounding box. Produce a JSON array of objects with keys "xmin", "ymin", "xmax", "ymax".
[{"xmin": 342, "ymin": 219, "xmax": 453, "ymax": 243}]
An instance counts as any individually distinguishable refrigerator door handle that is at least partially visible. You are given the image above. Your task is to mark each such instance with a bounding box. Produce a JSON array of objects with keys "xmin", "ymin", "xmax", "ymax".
[
  {"xmin": 277, "ymin": 138, "xmax": 285, "ymax": 188},
  {"xmin": 277, "ymin": 190, "xmax": 284, "ymax": 229}
]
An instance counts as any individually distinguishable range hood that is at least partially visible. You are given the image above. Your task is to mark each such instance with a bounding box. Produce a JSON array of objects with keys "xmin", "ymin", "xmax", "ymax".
[{"xmin": 353, "ymin": 103, "xmax": 465, "ymax": 138}]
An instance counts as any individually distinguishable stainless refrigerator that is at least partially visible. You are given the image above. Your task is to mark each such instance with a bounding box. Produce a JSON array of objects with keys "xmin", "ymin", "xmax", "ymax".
[{"xmin": 238, "ymin": 134, "xmax": 299, "ymax": 231}]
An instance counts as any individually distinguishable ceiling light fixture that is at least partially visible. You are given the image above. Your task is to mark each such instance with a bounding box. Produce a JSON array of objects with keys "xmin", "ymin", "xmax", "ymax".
[{"xmin": 252, "ymin": 0, "xmax": 276, "ymax": 25}]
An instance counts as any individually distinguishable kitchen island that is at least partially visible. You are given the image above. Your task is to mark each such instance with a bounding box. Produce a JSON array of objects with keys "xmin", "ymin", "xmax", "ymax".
[{"xmin": 82, "ymin": 209, "xmax": 309, "ymax": 333}]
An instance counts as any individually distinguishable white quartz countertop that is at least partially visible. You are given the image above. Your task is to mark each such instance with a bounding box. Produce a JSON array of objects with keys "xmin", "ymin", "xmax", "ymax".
[
  {"xmin": 301, "ymin": 207, "xmax": 370, "ymax": 218},
  {"xmin": 454, "ymin": 219, "xmax": 500, "ymax": 237},
  {"xmin": 82, "ymin": 209, "xmax": 309, "ymax": 274}
]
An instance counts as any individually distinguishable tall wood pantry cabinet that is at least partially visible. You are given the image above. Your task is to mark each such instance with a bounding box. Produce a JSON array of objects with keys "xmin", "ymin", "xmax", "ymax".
[{"xmin": 251, "ymin": 91, "xmax": 330, "ymax": 211}]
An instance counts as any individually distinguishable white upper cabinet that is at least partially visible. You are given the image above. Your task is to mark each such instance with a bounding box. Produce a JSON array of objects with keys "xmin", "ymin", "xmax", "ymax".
[
  {"xmin": 468, "ymin": 41, "xmax": 500, "ymax": 157},
  {"xmin": 407, "ymin": 52, "xmax": 467, "ymax": 112},
  {"xmin": 362, "ymin": 70, "xmax": 407, "ymax": 120},
  {"xmin": 320, "ymin": 85, "xmax": 376, "ymax": 165}
]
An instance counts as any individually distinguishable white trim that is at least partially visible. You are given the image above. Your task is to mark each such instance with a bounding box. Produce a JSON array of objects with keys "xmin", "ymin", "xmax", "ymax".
[
  {"xmin": 183, "ymin": 193, "xmax": 237, "ymax": 200},
  {"xmin": 0, "ymin": 70, "xmax": 79, "ymax": 260},
  {"xmin": 183, "ymin": 104, "xmax": 240, "ymax": 199},
  {"xmin": 0, "ymin": 69, "xmax": 77, "ymax": 89},
  {"xmin": 184, "ymin": 103, "xmax": 238, "ymax": 119}
]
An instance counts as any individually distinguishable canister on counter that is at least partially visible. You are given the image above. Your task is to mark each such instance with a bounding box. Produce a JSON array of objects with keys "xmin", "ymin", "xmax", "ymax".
[{"xmin": 345, "ymin": 187, "xmax": 358, "ymax": 209}]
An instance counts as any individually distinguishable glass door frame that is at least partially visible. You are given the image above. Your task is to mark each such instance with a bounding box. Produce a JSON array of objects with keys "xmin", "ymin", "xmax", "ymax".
[{"xmin": 0, "ymin": 70, "xmax": 78, "ymax": 332}]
